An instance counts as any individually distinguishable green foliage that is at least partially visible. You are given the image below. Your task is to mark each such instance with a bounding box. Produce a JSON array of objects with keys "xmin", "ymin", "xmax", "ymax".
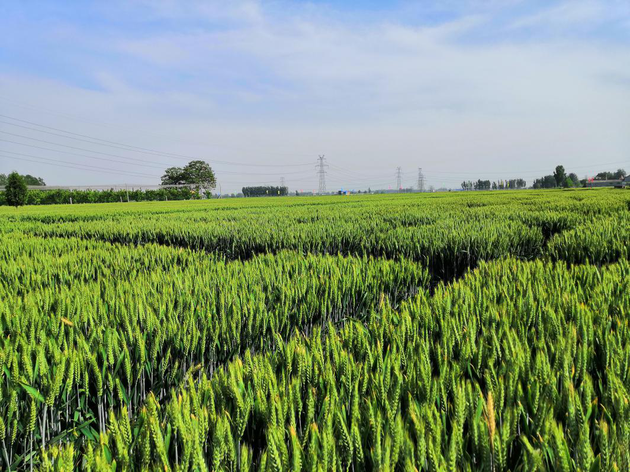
[
  {"xmin": 596, "ymin": 169, "xmax": 626, "ymax": 180},
  {"xmin": 5, "ymin": 171, "xmax": 27, "ymax": 208},
  {"xmin": 0, "ymin": 186, "xmax": 195, "ymax": 206},
  {"xmin": 554, "ymin": 165, "xmax": 567, "ymax": 187},
  {"xmin": 0, "ymin": 173, "xmax": 45, "ymax": 186},
  {"xmin": 161, "ymin": 160, "xmax": 216, "ymax": 192},
  {"xmin": 568, "ymin": 173, "xmax": 582, "ymax": 188},
  {"xmin": 533, "ymin": 174, "xmax": 557, "ymax": 189},
  {"xmin": 461, "ymin": 178, "xmax": 526, "ymax": 190},
  {"xmin": 242, "ymin": 186, "xmax": 288, "ymax": 197}
]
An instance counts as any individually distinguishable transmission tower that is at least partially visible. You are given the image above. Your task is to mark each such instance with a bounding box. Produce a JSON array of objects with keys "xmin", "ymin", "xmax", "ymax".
[
  {"xmin": 396, "ymin": 167, "xmax": 402, "ymax": 191},
  {"xmin": 417, "ymin": 168, "xmax": 425, "ymax": 192},
  {"xmin": 316, "ymin": 155, "xmax": 328, "ymax": 194},
  {"xmin": 280, "ymin": 176, "xmax": 286, "ymax": 188}
]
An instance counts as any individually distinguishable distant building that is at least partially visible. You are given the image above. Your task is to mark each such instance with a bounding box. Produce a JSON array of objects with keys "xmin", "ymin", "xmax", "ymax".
[{"xmin": 586, "ymin": 177, "xmax": 629, "ymax": 188}]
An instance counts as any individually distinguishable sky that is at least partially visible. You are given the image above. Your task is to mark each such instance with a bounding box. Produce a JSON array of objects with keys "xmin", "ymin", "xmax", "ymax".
[{"xmin": 1, "ymin": 0, "xmax": 629, "ymax": 192}]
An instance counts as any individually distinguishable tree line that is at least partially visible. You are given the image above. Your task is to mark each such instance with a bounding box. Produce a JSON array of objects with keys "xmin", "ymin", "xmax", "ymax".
[
  {"xmin": 0, "ymin": 172, "xmax": 45, "ymax": 186},
  {"xmin": 533, "ymin": 166, "xmax": 627, "ymax": 189},
  {"xmin": 460, "ymin": 166, "xmax": 627, "ymax": 191},
  {"xmin": 1, "ymin": 161, "xmax": 218, "ymax": 207},
  {"xmin": 160, "ymin": 160, "xmax": 217, "ymax": 192},
  {"xmin": 461, "ymin": 179, "xmax": 527, "ymax": 191},
  {"xmin": 4, "ymin": 160, "xmax": 626, "ymax": 208},
  {"xmin": 0, "ymin": 183, "xmax": 197, "ymax": 207},
  {"xmin": 242, "ymin": 186, "xmax": 288, "ymax": 197}
]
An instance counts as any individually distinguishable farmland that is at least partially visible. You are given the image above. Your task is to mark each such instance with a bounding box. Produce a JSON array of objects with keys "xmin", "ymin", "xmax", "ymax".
[{"xmin": 0, "ymin": 190, "xmax": 629, "ymax": 471}]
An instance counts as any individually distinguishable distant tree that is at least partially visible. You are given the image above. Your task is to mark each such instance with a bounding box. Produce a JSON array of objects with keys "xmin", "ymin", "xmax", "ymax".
[
  {"xmin": 23, "ymin": 174, "xmax": 46, "ymax": 186},
  {"xmin": 564, "ymin": 177, "xmax": 574, "ymax": 188},
  {"xmin": 475, "ymin": 179, "xmax": 491, "ymax": 190},
  {"xmin": 595, "ymin": 171, "xmax": 608, "ymax": 180},
  {"xmin": 161, "ymin": 167, "xmax": 188, "ymax": 185},
  {"xmin": 5, "ymin": 172, "xmax": 27, "ymax": 208},
  {"xmin": 568, "ymin": 173, "xmax": 581, "ymax": 187},
  {"xmin": 593, "ymin": 168, "xmax": 625, "ymax": 181},
  {"xmin": 242, "ymin": 186, "xmax": 288, "ymax": 197},
  {"xmin": 512, "ymin": 178, "xmax": 527, "ymax": 189},
  {"xmin": 0, "ymin": 173, "xmax": 45, "ymax": 186},
  {"xmin": 533, "ymin": 175, "xmax": 557, "ymax": 189},
  {"xmin": 183, "ymin": 160, "xmax": 217, "ymax": 191},
  {"xmin": 553, "ymin": 165, "xmax": 566, "ymax": 187},
  {"xmin": 161, "ymin": 161, "xmax": 216, "ymax": 196}
]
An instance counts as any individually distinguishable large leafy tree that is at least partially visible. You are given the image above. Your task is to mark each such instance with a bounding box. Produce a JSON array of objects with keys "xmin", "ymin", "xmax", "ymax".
[
  {"xmin": 553, "ymin": 165, "xmax": 566, "ymax": 187},
  {"xmin": 5, "ymin": 171, "xmax": 27, "ymax": 208},
  {"xmin": 183, "ymin": 160, "xmax": 216, "ymax": 189},
  {"xmin": 161, "ymin": 167, "xmax": 188, "ymax": 185},
  {"xmin": 161, "ymin": 161, "xmax": 216, "ymax": 194}
]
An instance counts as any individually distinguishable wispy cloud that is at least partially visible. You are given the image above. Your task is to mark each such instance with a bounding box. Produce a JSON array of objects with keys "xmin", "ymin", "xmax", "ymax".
[{"xmin": 505, "ymin": 0, "xmax": 629, "ymax": 32}]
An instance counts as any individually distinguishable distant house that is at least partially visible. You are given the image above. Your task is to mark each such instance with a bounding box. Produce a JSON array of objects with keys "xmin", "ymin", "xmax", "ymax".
[{"xmin": 586, "ymin": 177, "xmax": 629, "ymax": 188}]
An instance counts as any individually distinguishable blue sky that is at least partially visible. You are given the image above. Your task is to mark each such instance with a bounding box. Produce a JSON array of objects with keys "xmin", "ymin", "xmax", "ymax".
[{"xmin": 1, "ymin": 0, "xmax": 629, "ymax": 191}]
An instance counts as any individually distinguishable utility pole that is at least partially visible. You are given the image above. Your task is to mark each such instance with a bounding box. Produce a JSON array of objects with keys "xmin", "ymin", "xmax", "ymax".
[
  {"xmin": 316, "ymin": 155, "xmax": 328, "ymax": 194},
  {"xmin": 417, "ymin": 168, "xmax": 425, "ymax": 192},
  {"xmin": 396, "ymin": 167, "xmax": 402, "ymax": 191}
]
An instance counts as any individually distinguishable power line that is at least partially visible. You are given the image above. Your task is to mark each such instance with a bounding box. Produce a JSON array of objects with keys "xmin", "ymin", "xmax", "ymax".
[
  {"xmin": 0, "ymin": 151, "xmax": 161, "ymax": 179},
  {"xmin": 325, "ymin": 158, "xmax": 630, "ymax": 179},
  {"xmin": 0, "ymin": 131, "xmax": 174, "ymax": 167},
  {"xmin": 417, "ymin": 160, "xmax": 630, "ymax": 176},
  {"xmin": 0, "ymin": 148, "xmax": 317, "ymax": 185},
  {"xmin": 4, "ymin": 108, "xmax": 627, "ymax": 188},
  {"xmin": 0, "ymin": 119, "xmax": 313, "ymax": 171},
  {"xmin": 317, "ymin": 155, "xmax": 328, "ymax": 194},
  {"xmin": 5, "ymin": 111, "xmax": 626, "ymax": 177},
  {"xmin": 0, "ymin": 140, "xmax": 167, "ymax": 169},
  {"xmin": 0, "ymin": 119, "xmax": 183, "ymax": 159},
  {"xmin": 0, "ymin": 150, "xmax": 160, "ymax": 178},
  {"xmin": 0, "ymin": 107, "xmax": 315, "ymax": 165},
  {"xmin": 219, "ymin": 176, "xmax": 315, "ymax": 185},
  {"xmin": 0, "ymin": 133, "xmax": 314, "ymax": 176},
  {"xmin": 326, "ymin": 165, "xmax": 414, "ymax": 189}
]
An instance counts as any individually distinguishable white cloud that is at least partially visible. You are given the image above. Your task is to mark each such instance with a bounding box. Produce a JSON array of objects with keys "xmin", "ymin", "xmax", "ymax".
[{"xmin": 505, "ymin": 0, "xmax": 629, "ymax": 31}]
